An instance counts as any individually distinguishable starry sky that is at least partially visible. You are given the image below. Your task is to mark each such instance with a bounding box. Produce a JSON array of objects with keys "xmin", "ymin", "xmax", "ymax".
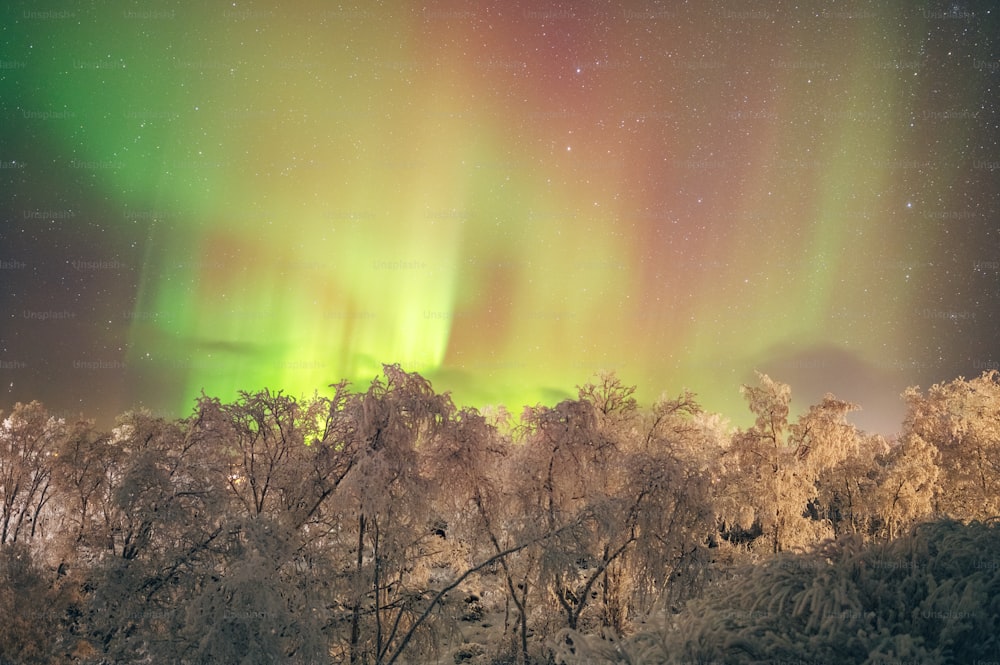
[{"xmin": 1, "ymin": 0, "xmax": 998, "ymax": 433}]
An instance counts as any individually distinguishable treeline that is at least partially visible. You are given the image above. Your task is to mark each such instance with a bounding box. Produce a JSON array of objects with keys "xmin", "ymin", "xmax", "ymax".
[{"xmin": 0, "ymin": 365, "xmax": 998, "ymax": 664}]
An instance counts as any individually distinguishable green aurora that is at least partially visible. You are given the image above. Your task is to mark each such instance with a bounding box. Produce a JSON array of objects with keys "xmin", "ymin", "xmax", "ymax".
[{"xmin": 3, "ymin": 1, "xmax": 996, "ymax": 432}]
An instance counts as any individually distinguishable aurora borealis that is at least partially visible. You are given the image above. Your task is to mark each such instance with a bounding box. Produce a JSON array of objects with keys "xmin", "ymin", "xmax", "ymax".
[{"xmin": 2, "ymin": 1, "xmax": 998, "ymax": 432}]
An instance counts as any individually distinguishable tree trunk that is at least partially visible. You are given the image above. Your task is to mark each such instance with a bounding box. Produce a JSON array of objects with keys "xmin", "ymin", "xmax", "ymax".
[{"xmin": 350, "ymin": 513, "xmax": 366, "ymax": 664}]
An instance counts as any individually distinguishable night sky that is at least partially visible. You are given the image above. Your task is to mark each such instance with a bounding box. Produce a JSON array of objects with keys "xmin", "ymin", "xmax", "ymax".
[{"xmin": 1, "ymin": 1, "xmax": 998, "ymax": 433}]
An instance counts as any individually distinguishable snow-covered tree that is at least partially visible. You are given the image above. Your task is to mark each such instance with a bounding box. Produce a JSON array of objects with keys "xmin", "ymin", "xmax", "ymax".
[
  {"xmin": 0, "ymin": 401, "xmax": 64, "ymax": 545},
  {"xmin": 903, "ymin": 370, "xmax": 1000, "ymax": 521}
]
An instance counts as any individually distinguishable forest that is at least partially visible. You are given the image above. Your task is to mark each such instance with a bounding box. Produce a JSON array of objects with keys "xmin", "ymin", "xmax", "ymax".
[{"xmin": 1, "ymin": 365, "xmax": 999, "ymax": 664}]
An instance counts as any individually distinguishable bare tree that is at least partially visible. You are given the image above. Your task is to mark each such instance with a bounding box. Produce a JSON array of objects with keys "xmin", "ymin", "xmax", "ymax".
[
  {"xmin": 51, "ymin": 419, "xmax": 114, "ymax": 550},
  {"xmin": 332, "ymin": 364, "xmax": 455, "ymax": 664},
  {"xmin": 169, "ymin": 390, "xmax": 353, "ymax": 664},
  {"xmin": 76, "ymin": 409, "xmax": 227, "ymax": 662},
  {"xmin": 509, "ymin": 374, "xmax": 716, "ymax": 655},
  {"xmin": 0, "ymin": 402, "xmax": 64, "ymax": 545}
]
